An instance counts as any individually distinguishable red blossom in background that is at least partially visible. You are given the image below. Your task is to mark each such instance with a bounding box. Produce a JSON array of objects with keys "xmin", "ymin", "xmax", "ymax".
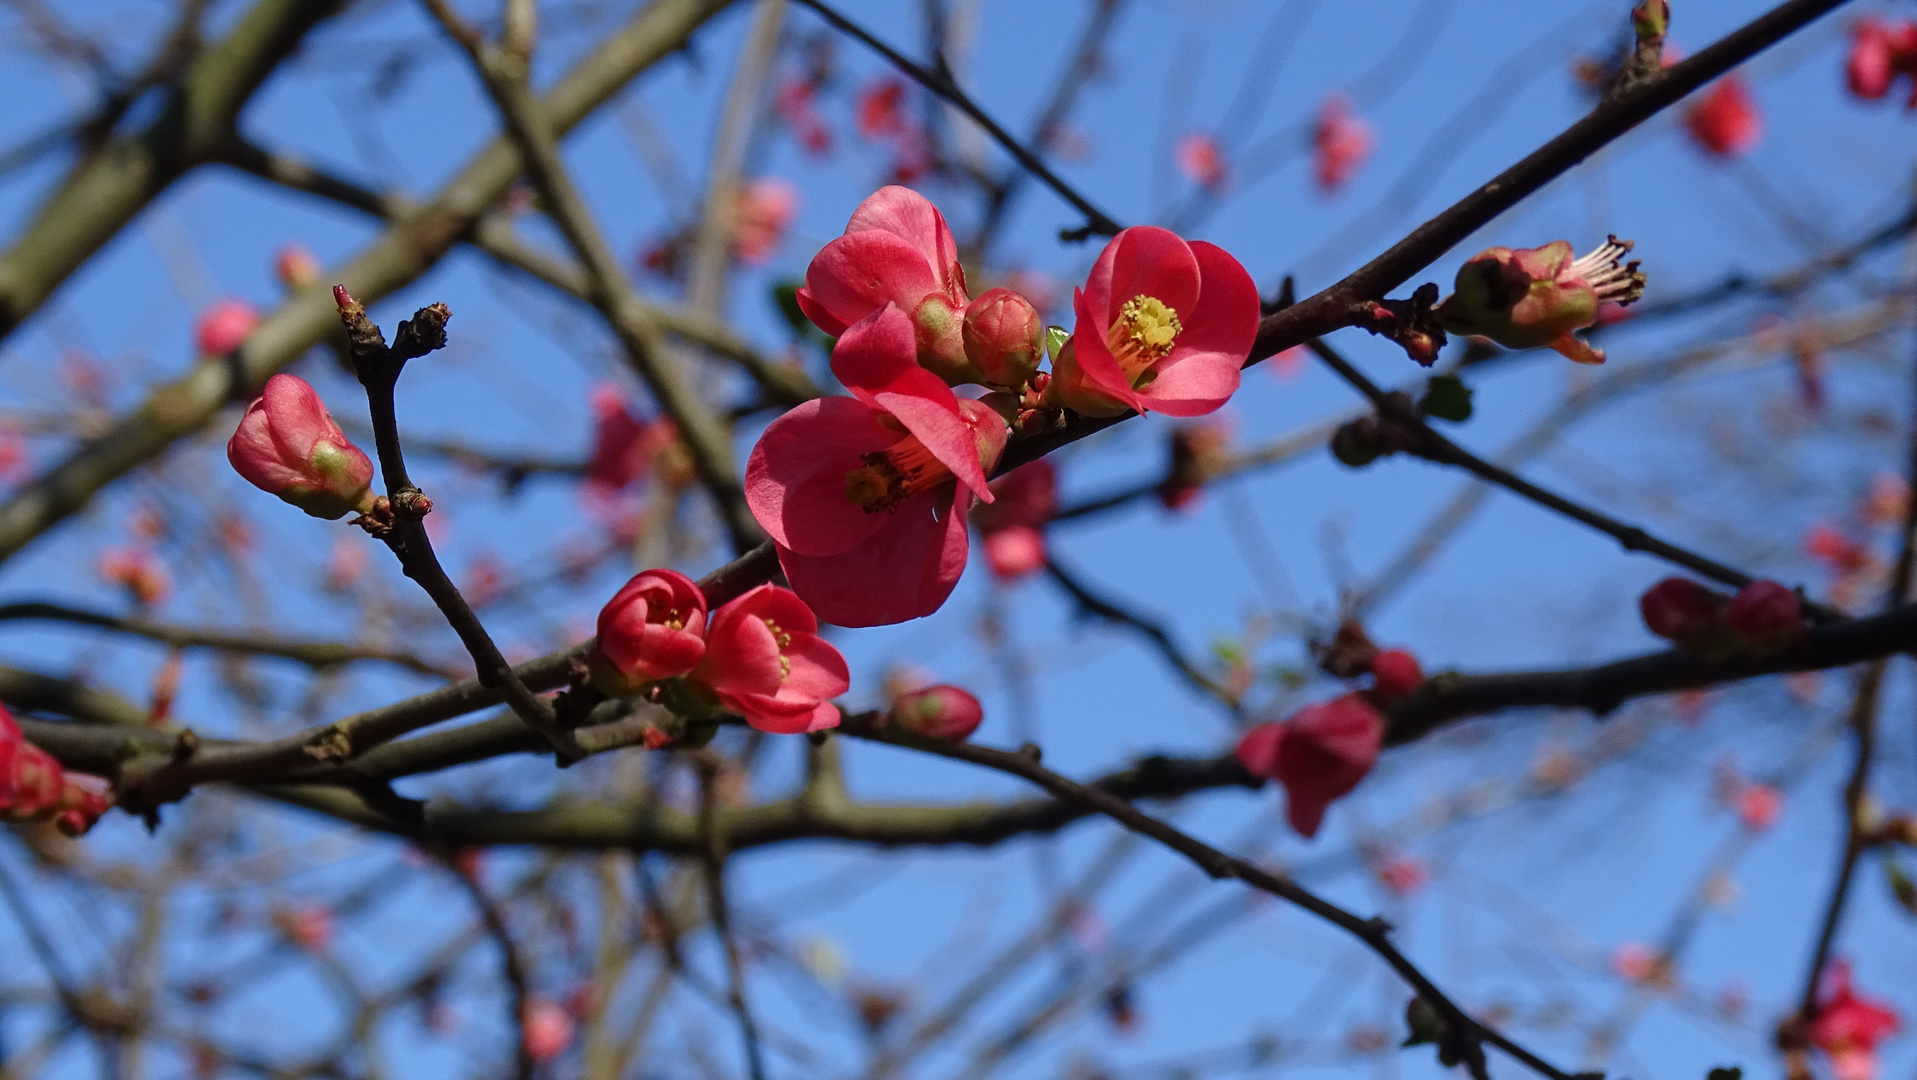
[
  {"xmin": 99, "ymin": 546, "xmax": 171, "ymax": 607},
  {"xmin": 775, "ymin": 76, "xmax": 833, "ymax": 155},
  {"xmin": 585, "ymin": 384, "xmax": 665, "ymax": 494},
  {"xmin": 1640, "ymin": 577, "xmax": 1725, "ymax": 648},
  {"xmin": 1175, "ymin": 132, "xmax": 1228, "ymax": 192},
  {"xmin": 973, "ymin": 460, "xmax": 1056, "ymax": 583},
  {"xmin": 521, "ymin": 999, "xmax": 575, "ymax": 1062},
  {"xmin": 274, "ymin": 243, "xmax": 320, "ymax": 289},
  {"xmin": 856, "ymin": 77, "xmax": 908, "ymax": 140},
  {"xmin": 1, "ymin": 706, "xmax": 112, "ymax": 834},
  {"xmin": 1236, "ymin": 693, "xmax": 1385, "ymax": 839},
  {"xmin": 1806, "ymin": 522, "xmax": 1874, "ymax": 574},
  {"xmin": 747, "ymin": 304, "xmax": 1008, "ymax": 626},
  {"xmin": 195, "ymin": 298, "xmax": 259, "ymax": 357},
  {"xmin": 1047, "ymin": 227, "xmax": 1258, "ymax": 418},
  {"xmin": 796, "ymin": 186, "xmax": 976, "ymax": 384},
  {"xmin": 1808, "ymin": 960, "xmax": 1901, "ymax": 1080},
  {"xmin": 1375, "ymin": 853, "xmax": 1428, "ymax": 898},
  {"xmin": 1723, "ymin": 579, "xmax": 1807, "ymax": 652},
  {"xmin": 733, "ymin": 177, "xmax": 800, "ymax": 264},
  {"xmin": 889, "ymin": 684, "xmax": 984, "ymax": 740},
  {"xmin": 1845, "ymin": 19, "xmax": 1917, "ymax": 106},
  {"xmin": 1685, "ymin": 74, "xmax": 1763, "ymax": 157},
  {"xmin": 1369, "ymin": 648, "xmax": 1423, "ymax": 698},
  {"xmin": 1312, "ymin": 93, "xmax": 1373, "ymax": 193},
  {"xmin": 1736, "ymin": 783, "xmax": 1783, "ymax": 830},
  {"xmin": 227, "ymin": 374, "xmax": 376, "ymax": 519},
  {"xmin": 688, "ymin": 584, "xmax": 849, "ymax": 734},
  {"xmin": 0, "ymin": 425, "xmax": 27, "ymax": 484},
  {"xmin": 590, "ymin": 568, "xmax": 708, "ymax": 695}
]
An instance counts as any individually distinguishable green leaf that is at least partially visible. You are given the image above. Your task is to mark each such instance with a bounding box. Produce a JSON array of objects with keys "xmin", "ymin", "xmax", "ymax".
[
  {"xmin": 1044, "ymin": 325, "xmax": 1070, "ymax": 364},
  {"xmin": 1419, "ymin": 373, "xmax": 1474, "ymax": 423}
]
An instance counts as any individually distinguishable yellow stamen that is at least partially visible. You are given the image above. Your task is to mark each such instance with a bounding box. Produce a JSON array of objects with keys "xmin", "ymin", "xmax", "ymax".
[
  {"xmin": 1106, "ymin": 295, "xmax": 1182, "ymax": 384},
  {"xmin": 762, "ymin": 618, "xmax": 793, "ymax": 681},
  {"xmin": 843, "ymin": 434, "xmax": 955, "ymax": 514}
]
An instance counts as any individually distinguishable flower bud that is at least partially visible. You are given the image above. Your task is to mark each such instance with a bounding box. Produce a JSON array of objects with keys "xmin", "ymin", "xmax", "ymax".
[
  {"xmin": 982, "ymin": 525, "xmax": 1047, "ymax": 582},
  {"xmin": 1638, "ymin": 577, "xmax": 1725, "ymax": 649},
  {"xmin": 196, "ymin": 298, "xmax": 259, "ymax": 357},
  {"xmin": 1848, "ymin": 20, "xmax": 1895, "ymax": 100},
  {"xmin": 1685, "ymin": 76, "xmax": 1762, "ymax": 158},
  {"xmin": 1724, "ymin": 580, "xmax": 1807, "ymax": 653},
  {"xmin": 589, "ymin": 569, "xmax": 708, "ymax": 696},
  {"xmin": 913, "ymin": 294, "xmax": 979, "ymax": 386},
  {"xmin": 275, "ymin": 244, "xmax": 321, "ymax": 290},
  {"xmin": 962, "ymin": 288, "xmax": 1044, "ymax": 388},
  {"xmin": 1369, "ymin": 649, "xmax": 1424, "ymax": 698},
  {"xmin": 1439, "ymin": 238, "xmax": 1643, "ymax": 365},
  {"xmin": 227, "ymin": 374, "xmax": 376, "ymax": 519},
  {"xmin": 889, "ymin": 684, "xmax": 984, "ymax": 741},
  {"xmin": 522, "ymin": 999, "xmax": 575, "ymax": 1062}
]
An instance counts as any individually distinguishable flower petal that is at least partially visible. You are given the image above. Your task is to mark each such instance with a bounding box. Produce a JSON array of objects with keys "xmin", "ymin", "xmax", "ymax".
[
  {"xmin": 803, "ymin": 231, "xmax": 941, "ymax": 333},
  {"xmin": 777, "ymin": 487, "xmax": 970, "ymax": 627},
  {"xmin": 844, "ymin": 185, "xmax": 962, "ymax": 302},
  {"xmin": 745, "ymin": 396, "xmax": 896, "ymax": 556},
  {"xmin": 1068, "ymin": 286, "xmax": 1143, "ymax": 413},
  {"xmin": 1107, "ymin": 227, "xmax": 1201, "ymax": 319},
  {"xmin": 1177, "ymin": 242, "xmax": 1260, "ymax": 359},
  {"xmin": 1135, "ymin": 353, "xmax": 1242, "ymax": 416}
]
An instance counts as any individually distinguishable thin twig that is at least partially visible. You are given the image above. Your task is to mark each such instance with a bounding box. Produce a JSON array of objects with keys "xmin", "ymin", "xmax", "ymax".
[
  {"xmin": 1044, "ymin": 556, "xmax": 1243, "ymax": 716},
  {"xmin": 695, "ymin": 757, "xmax": 768, "ymax": 1080}
]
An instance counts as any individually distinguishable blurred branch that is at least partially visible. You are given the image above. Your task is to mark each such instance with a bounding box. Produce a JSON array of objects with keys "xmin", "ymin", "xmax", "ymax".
[
  {"xmin": 1043, "ymin": 556, "xmax": 1243, "ymax": 716},
  {"xmin": 0, "ymin": 0, "xmax": 737, "ymax": 566},
  {"xmin": 790, "ymin": 0, "xmax": 1122, "ymax": 239},
  {"xmin": 452, "ymin": 860, "xmax": 535, "ymax": 1080},
  {"xmin": 0, "ymin": 600, "xmax": 453, "ymax": 678},
  {"xmin": 695, "ymin": 754, "xmax": 769, "ymax": 1080},
  {"xmin": 422, "ymin": 0, "xmax": 764, "ymax": 553}
]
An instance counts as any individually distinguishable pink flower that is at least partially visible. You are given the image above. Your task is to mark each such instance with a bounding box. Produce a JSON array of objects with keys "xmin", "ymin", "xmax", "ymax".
[
  {"xmin": 1313, "ymin": 94, "xmax": 1374, "ymax": 192},
  {"xmin": 1376, "ymin": 853, "xmax": 1428, "ymax": 897},
  {"xmin": 585, "ymin": 385, "xmax": 663, "ymax": 493},
  {"xmin": 522, "ymin": 998, "xmax": 575, "ymax": 1062},
  {"xmin": 857, "ymin": 78, "xmax": 909, "ymax": 140},
  {"xmin": 0, "ymin": 425, "xmax": 27, "ymax": 484},
  {"xmin": 281, "ymin": 905, "xmax": 334, "ymax": 951},
  {"xmin": 688, "ymin": 585, "xmax": 849, "ymax": 734},
  {"xmin": 1, "ymin": 708, "xmax": 78, "ymax": 823},
  {"xmin": 98, "ymin": 546, "xmax": 170, "ymax": 607},
  {"xmin": 889, "ymin": 684, "xmax": 984, "ymax": 740},
  {"xmin": 1175, "ymin": 133, "xmax": 1227, "ymax": 192},
  {"xmin": 1809, "ymin": 961, "xmax": 1901, "ymax": 1080},
  {"xmin": 961, "ymin": 288, "xmax": 1044, "ymax": 389},
  {"xmin": 1685, "ymin": 75, "xmax": 1762, "ymax": 157},
  {"xmin": 274, "ymin": 244, "xmax": 321, "ymax": 290},
  {"xmin": 1046, "ymin": 227, "xmax": 1259, "ymax": 418},
  {"xmin": 1807, "ymin": 522, "xmax": 1873, "ymax": 573},
  {"xmin": 227, "ymin": 374, "xmax": 376, "ymax": 519},
  {"xmin": 1369, "ymin": 649, "xmax": 1423, "ymax": 698},
  {"xmin": 746, "ymin": 305, "xmax": 1009, "ymax": 626},
  {"xmin": 795, "ymin": 186, "xmax": 975, "ymax": 384},
  {"xmin": 590, "ymin": 569, "xmax": 708, "ymax": 695},
  {"xmin": 1639, "ymin": 577, "xmax": 1725, "ymax": 649},
  {"xmin": 733, "ymin": 178, "xmax": 799, "ymax": 264},
  {"xmin": 775, "ymin": 77, "xmax": 833, "ymax": 155},
  {"xmin": 1723, "ymin": 580, "xmax": 1807, "ymax": 652},
  {"xmin": 196, "ymin": 298, "xmax": 259, "ymax": 356},
  {"xmin": 1849, "ymin": 19, "xmax": 1898, "ymax": 100},
  {"xmin": 1235, "ymin": 693, "xmax": 1385, "ymax": 839},
  {"xmin": 1736, "ymin": 783, "xmax": 1783, "ymax": 830},
  {"xmin": 973, "ymin": 461, "xmax": 1056, "ymax": 583},
  {"xmin": 1611, "ymin": 942, "xmax": 1662, "ymax": 983},
  {"xmin": 1439, "ymin": 238, "xmax": 1645, "ymax": 365}
]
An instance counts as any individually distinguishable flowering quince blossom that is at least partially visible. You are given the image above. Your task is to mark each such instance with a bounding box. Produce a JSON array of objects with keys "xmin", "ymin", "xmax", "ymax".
[
  {"xmin": 857, "ymin": 77, "xmax": 909, "ymax": 140},
  {"xmin": 1639, "ymin": 576, "xmax": 1726, "ymax": 649},
  {"xmin": 1312, "ymin": 93, "xmax": 1374, "ymax": 193},
  {"xmin": 774, "ymin": 77, "xmax": 833, "ymax": 155},
  {"xmin": 686, "ymin": 585, "xmax": 849, "ymax": 734},
  {"xmin": 733, "ymin": 178, "xmax": 800, "ymax": 264},
  {"xmin": 1046, "ymin": 226, "xmax": 1259, "ymax": 418},
  {"xmin": 1235, "ymin": 692, "xmax": 1385, "ymax": 839},
  {"xmin": 1735, "ymin": 783, "xmax": 1783, "ymax": 830},
  {"xmin": 1, "ymin": 705, "xmax": 112, "ymax": 835},
  {"xmin": 1438, "ymin": 238, "xmax": 1645, "ymax": 365},
  {"xmin": 972, "ymin": 461, "xmax": 1057, "ymax": 583},
  {"xmin": 962, "ymin": 287, "xmax": 1045, "ymax": 389},
  {"xmin": 196, "ymin": 298, "xmax": 259, "ymax": 356},
  {"xmin": 228, "ymin": 374, "xmax": 377, "ymax": 519},
  {"xmin": 585, "ymin": 384, "xmax": 670, "ymax": 494},
  {"xmin": 1375, "ymin": 853, "xmax": 1428, "ymax": 898},
  {"xmin": 889, "ymin": 684, "xmax": 984, "ymax": 740},
  {"xmin": 274, "ymin": 243, "xmax": 321, "ymax": 290},
  {"xmin": 1685, "ymin": 74, "xmax": 1763, "ymax": 157},
  {"xmin": 1809, "ymin": 960, "xmax": 1901, "ymax": 1080},
  {"xmin": 747, "ymin": 304, "xmax": 1008, "ymax": 626},
  {"xmin": 1175, "ymin": 132, "xmax": 1228, "ymax": 192},
  {"xmin": 1846, "ymin": 19, "xmax": 1917, "ymax": 106},
  {"xmin": 521, "ymin": 999, "xmax": 575, "ymax": 1062},
  {"xmin": 1723, "ymin": 579, "xmax": 1807, "ymax": 652},
  {"xmin": 589, "ymin": 569, "xmax": 708, "ymax": 697},
  {"xmin": 795, "ymin": 185, "xmax": 980, "ymax": 384},
  {"xmin": 1369, "ymin": 649, "xmax": 1423, "ymax": 698}
]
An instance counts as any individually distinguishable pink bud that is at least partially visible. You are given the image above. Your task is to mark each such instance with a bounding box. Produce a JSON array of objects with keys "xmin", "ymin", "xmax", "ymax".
[
  {"xmin": 196, "ymin": 298, "xmax": 259, "ymax": 357},
  {"xmin": 274, "ymin": 244, "xmax": 321, "ymax": 290},
  {"xmin": 1849, "ymin": 19, "xmax": 1896, "ymax": 100},
  {"xmin": 889, "ymin": 684, "xmax": 984, "ymax": 741},
  {"xmin": 588, "ymin": 569, "xmax": 709, "ymax": 695},
  {"xmin": 521, "ymin": 998, "xmax": 575, "ymax": 1061},
  {"xmin": 1736, "ymin": 783, "xmax": 1783, "ymax": 830},
  {"xmin": 1724, "ymin": 580, "xmax": 1807, "ymax": 652},
  {"xmin": 1685, "ymin": 75, "xmax": 1762, "ymax": 158},
  {"xmin": 1638, "ymin": 577, "xmax": 1725, "ymax": 649},
  {"xmin": 1238, "ymin": 694, "xmax": 1384, "ymax": 839},
  {"xmin": 982, "ymin": 525, "xmax": 1047, "ymax": 582},
  {"xmin": 1612, "ymin": 942, "xmax": 1661, "ymax": 982},
  {"xmin": 227, "ymin": 374, "xmax": 376, "ymax": 519},
  {"xmin": 1369, "ymin": 649, "xmax": 1423, "ymax": 698},
  {"xmin": 1312, "ymin": 94, "xmax": 1373, "ymax": 193},
  {"xmin": 962, "ymin": 288, "xmax": 1044, "ymax": 389}
]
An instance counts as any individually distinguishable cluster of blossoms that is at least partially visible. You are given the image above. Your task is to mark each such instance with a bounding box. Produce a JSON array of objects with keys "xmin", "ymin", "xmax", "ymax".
[
  {"xmin": 754, "ymin": 185, "xmax": 1258, "ymax": 626},
  {"xmin": 1847, "ymin": 17, "xmax": 1917, "ymax": 108},
  {"xmin": 1234, "ymin": 645, "xmax": 1424, "ymax": 838},
  {"xmin": 1638, "ymin": 577, "xmax": 1808, "ymax": 654},
  {"xmin": 1, "ymin": 705, "xmax": 112, "ymax": 836}
]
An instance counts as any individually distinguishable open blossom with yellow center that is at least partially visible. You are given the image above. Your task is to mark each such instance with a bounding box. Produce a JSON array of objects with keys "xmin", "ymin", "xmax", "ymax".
[{"xmin": 1044, "ymin": 225, "xmax": 1259, "ymax": 419}]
